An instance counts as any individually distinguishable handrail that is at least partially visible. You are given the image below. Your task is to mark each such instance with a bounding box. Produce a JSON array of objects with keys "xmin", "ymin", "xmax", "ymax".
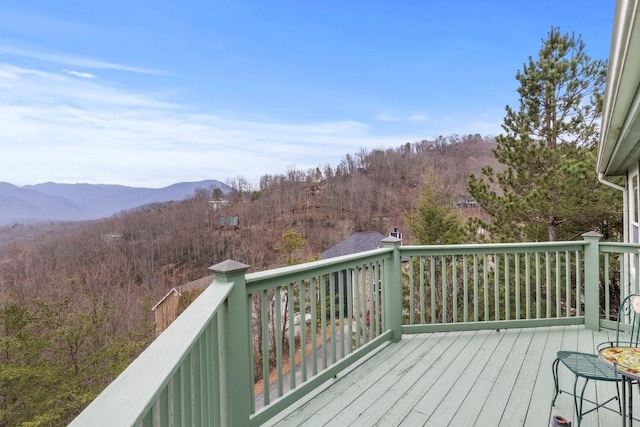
[
  {"xmin": 400, "ymin": 240, "xmax": 586, "ymax": 254},
  {"xmin": 71, "ymin": 234, "xmax": 634, "ymax": 426},
  {"xmin": 69, "ymin": 278, "xmax": 230, "ymax": 427},
  {"xmin": 245, "ymin": 247, "xmax": 393, "ymax": 289}
]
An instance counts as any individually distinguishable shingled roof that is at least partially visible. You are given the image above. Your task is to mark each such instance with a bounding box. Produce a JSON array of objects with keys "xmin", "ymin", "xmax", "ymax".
[
  {"xmin": 320, "ymin": 231, "xmax": 386, "ymax": 260},
  {"xmin": 151, "ymin": 274, "xmax": 215, "ymax": 311}
]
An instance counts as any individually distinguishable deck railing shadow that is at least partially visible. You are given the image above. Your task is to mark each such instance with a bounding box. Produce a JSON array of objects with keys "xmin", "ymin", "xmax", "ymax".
[{"xmin": 70, "ymin": 232, "xmax": 640, "ymax": 427}]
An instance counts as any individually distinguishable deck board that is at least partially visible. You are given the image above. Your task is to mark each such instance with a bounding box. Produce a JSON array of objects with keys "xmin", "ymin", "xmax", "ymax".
[
  {"xmin": 523, "ymin": 326, "xmax": 565, "ymax": 426},
  {"xmin": 374, "ymin": 332, "xmax": 478, "ymax": 426},
  {"xmin": 329, "ymin": 334, "xmax": 448, "ymax": 426},
  {"xmin": 473, "ymin": 327, "xmax": 535, "ymax": 426},
  {"xmin": 264, "ymin": 326, "xmax": 639, "ymax": 427},
  {"xmin": 363, "ymin": 332, "xmax": 467, "ymax": 426},
  {"xmin": 424, "ymin": 329, "xmax": 517, "ymax": 426},
  {"xmin": 297, "ymin": 335, "xmax": 429, "ymax": 426},
  {"xmin": 503, "ymin": 327, "xmax": 558, "ymax": 426}
]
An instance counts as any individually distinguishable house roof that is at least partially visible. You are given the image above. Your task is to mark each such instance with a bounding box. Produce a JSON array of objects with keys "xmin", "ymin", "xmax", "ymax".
[
  {"xmin": 320, "ymin": 231, "xmax": 386, "ymax": 259},
  {"xmin": 177, "ymin": 274, "xmax": 215, "ymax": 293},
  {"xmin": 151, "ymin": 274, "xmax": 215, "ymax": 311},
  {"xmin": 598, "ymin": 0, "xmax": 640, "ymax": 176}
]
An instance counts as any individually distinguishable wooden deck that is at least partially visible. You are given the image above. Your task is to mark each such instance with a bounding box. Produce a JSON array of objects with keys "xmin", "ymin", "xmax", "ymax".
[{"xmin": 265, "ymin": 325, "xmax": 637, "ymax": 426}]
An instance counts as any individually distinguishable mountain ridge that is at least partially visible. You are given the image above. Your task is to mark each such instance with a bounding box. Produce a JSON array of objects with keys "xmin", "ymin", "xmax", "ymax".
[{"xmin": 0, "ymin": 180, "xmax": 229, "ymax": 225}]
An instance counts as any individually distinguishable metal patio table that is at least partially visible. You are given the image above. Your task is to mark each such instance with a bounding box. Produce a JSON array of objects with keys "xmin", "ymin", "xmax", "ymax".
[{"xmin": 599, "ymin": 346, "xmax": 640, "ymax": 427}]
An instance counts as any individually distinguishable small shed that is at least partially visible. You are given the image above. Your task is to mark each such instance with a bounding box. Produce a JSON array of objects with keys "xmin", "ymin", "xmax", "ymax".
[{"xmin": 152, "ymin": 274, "xmax": 215, "ymax": 336}]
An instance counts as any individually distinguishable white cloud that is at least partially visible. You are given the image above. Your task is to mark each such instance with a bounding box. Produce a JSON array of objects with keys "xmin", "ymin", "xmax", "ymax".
[
  {"xmin": 0, "ymin": 45, "xmax": 159, "ymax": 74},
  {"xmin": 376, "ymin": 111, "xmax": 430, "ymax": 123},
  {"xmin": 0, "ymin": 64, "xmax": 411, "ymax": 188},
  {"xmin": 66, "ymin": 70, "xmax": 97, "ymax": 79},
  {"xmin": 0, "ymin": 51, "xmax": 506, "ymax": 188}
]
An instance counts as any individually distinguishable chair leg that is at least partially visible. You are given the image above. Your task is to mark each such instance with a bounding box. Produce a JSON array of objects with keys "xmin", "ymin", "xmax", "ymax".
[
  {"xmin": 552, "ymin": 357, "xmax": 560, "ymax": 406},
  {"xmin": 577, "ymin": 377, "xmax": 590, "ymax": 427},
  {"xmin": 572, "ymin": 374, "xmax": 580, "ymax": 425}
]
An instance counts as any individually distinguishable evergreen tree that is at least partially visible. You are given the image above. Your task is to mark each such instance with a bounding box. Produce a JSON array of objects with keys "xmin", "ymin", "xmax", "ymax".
[
  {"xmin": 279, "ymin": 229, "xmax": 309, "ymax": 265},
  {"xmin": 406, "ymin": 177, "xmax": 465, "ymax": 245},
  {"xmin": 0, "ymin": 298, "xmax": 150, "ymax": 426},
  {"xmin": 468, "ymin": 28, "xmax": 621, "ymax": 242}
]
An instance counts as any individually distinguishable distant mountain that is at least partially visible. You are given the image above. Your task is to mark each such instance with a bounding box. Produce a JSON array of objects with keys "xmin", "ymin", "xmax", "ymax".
[{"xmin": 0, "ymin": 180, "xmax": 229, "ymax": 225}]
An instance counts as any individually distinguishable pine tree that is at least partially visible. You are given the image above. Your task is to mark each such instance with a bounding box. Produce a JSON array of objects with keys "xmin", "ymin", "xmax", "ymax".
[
  {"xmin": 0, "ymin": 298, "xmax": 150, "ymax": 426},
  {"xmin": 468, "ymin": 27, "xmax": 621, "ymax": 242},
  {"xmin": 405, "ymin": 177, "xmax": 465, "ymax": 245}
]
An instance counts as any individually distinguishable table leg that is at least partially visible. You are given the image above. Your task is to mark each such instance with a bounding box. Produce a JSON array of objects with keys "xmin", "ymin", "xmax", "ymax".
[
  {"xmin": 630, "ymin": 376, "xmax": 633, "ymax": 427},
  {"xmin": 623, "ymin": 376, "xmax": 628, "ymax": 427}
]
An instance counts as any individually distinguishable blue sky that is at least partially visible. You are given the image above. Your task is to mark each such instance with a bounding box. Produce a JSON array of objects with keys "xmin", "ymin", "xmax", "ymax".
[{"xmin": 0, "ymin": 1, "xmax": 615, "ymax": 188}]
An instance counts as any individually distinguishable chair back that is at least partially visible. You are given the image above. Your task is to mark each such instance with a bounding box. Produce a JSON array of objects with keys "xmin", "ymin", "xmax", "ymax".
[{"xmin": 615, "ymin": 293, "xmax": 640, "ymax": 347}]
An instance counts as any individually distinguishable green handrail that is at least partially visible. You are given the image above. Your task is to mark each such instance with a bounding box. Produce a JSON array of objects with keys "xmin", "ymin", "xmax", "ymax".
[{"xmin": 72, "ymin": 233, "xmax": 640, "ymax": 426}]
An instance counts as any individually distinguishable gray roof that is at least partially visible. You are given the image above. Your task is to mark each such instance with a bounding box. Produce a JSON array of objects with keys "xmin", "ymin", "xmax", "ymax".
[
  {"xmin": 151, "ymin": 275, "xmax": 215, "ymax": 311},
  {"xmin": 177, "ymin": 274, "xmax": 215, "ymax": 293},
  {"xmin": 320, "ymin": 231, "xmax": 386, "ymax": 259}
]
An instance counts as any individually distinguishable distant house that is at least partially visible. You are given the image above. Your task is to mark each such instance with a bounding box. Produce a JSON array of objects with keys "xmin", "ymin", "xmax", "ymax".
[
  {"xmin": 454, "ymin": 194, "xmax": 477, "ymax": 209},
  {"xmin": 152, "ymin": 275, "xmax": 215, "ymax": 336},
  {"xmin": 217, "ymin": 216, "xmax": 239, "ymax": 230},
  {"xmin": 208, "ymin": 199, "xmax": 230, "ymax": 210}
]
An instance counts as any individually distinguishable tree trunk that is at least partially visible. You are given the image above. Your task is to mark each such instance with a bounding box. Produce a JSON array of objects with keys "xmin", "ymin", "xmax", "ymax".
[{"xmin": 548, "ymin": 218, "xmax": 558, "ymax": 242}]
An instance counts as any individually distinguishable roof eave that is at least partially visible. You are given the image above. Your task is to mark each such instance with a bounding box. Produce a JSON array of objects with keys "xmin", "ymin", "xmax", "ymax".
[{"xmin": 598, "ymin": 0, "xmax": 640, "ymax": 177}]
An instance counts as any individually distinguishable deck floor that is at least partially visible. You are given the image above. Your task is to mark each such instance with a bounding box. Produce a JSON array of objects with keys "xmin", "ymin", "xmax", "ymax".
[{"xmin": 265, "ymin": 325, "xmax": 638, "ymax": 426}]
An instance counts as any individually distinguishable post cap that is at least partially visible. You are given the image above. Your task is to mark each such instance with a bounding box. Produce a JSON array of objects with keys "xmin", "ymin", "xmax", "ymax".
[{"xmin": 208, "ymin": 259, "xmax": 250, "ymax": 275}]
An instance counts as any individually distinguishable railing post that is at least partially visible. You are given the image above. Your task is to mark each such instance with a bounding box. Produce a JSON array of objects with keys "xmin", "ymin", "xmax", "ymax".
[
  {"xmin": 582, "ymin": 231, "xmax": 602, "ymax": 331},
  {"xmin": 382, "ymin": 236, "xmax": 402, "ymax": 342},
  {"xmin": 209, "ymin": 260, "xmax": 252, "ymax": 427}
]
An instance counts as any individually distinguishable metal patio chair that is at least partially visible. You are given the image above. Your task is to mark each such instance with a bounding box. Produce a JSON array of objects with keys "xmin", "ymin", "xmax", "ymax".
[{"xmin": 552, "ymin": 293, "xmax": 640, "ymax": 426}]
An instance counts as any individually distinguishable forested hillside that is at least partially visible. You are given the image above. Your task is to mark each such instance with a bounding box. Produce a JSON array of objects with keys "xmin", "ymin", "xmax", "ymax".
[{"xmin": 0, "ymin": 133, "xmax": 497, "ymax": 425}]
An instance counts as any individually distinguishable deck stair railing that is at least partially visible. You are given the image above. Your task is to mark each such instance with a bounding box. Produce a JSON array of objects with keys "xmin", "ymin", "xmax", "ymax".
[{"xmin": 70, "ymin": 232, "xmax": 639, "ymax": 426}]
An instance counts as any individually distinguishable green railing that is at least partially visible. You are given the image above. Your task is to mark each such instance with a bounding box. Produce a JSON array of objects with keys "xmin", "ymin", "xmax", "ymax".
[
  {"xmin": 400, "ymin": 240, "xmax": 588, "ymax": 333},
  {"xmin": 248, "ymin": 240, "xmax": 399, "ymax": 425},
  {"xmin": 598, "ymin": 241, "xmax": 640, "ymax": 329},
  {"xmin": 70, "ymin": 233, "xmax": 638, "ymax": 426}
]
